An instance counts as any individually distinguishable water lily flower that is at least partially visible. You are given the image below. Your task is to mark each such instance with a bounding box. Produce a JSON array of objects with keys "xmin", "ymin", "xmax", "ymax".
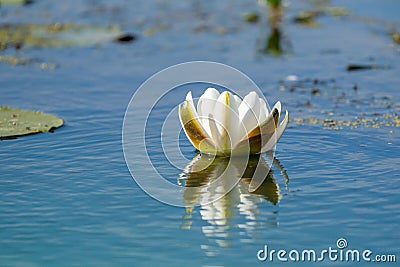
[{"xmin": 179, "ymin": 88, "xmax": 289, "ymax": 156}]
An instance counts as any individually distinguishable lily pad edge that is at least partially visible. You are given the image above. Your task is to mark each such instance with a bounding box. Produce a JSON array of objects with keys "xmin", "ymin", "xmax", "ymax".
[{"xmin": 0, "ymin": 106, "xmax": 64, "ymax": 140}]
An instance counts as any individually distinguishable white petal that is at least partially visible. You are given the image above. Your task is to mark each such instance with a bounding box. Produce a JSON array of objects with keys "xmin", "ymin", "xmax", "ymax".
[
  {"xmin": 186, "ymin": 92, "xmax": 200, "ymax": 120},
  {"xmin": 208, "ymin": 114, "xmax": 221, "ymax": 151},
  {"xmin": 233, "ymin": 95, "xmax": 242, "ymax": 107},
  {"xmin": 197, "ymin": 88, "xmax": 220, "ymax": 137},
  {"xmin": 261, "ymin": 110, "xmax": 289, "ymax": 152},
  {"xmin": 238, "ymin": 91, "xmax": 260, "ymax": 140},
  {"xmin": 271, "ymin": 101, "xmax": 282, "ymax": 126},
  {"xmin": 272, "ymin": 101, "xmax": 281, "ymax": 117},
  {"xmin": 213, "ymin": 91, "xmax": 240, "ymax": 153},
  {"xmin": 179, "ymin": 91, "xmax": 217, "ymax": 154},
  {"xmin": 258, "ymin": 98, "xmax": 268, "ymax": 124},
  {"xmin": 233, "ymin": 106, "xmax": 279, "ymax": 154}
]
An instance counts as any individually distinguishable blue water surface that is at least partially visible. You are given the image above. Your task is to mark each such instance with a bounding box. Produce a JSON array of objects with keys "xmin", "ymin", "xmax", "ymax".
[{"xmin": 1, "ymin": 0, "xmax": 399, "ymax": 266}]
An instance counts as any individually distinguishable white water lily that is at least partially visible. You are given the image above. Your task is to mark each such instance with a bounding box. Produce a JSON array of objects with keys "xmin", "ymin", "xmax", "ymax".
[{"xmin": 179, "ymin": 88, "xmax": 289, "ymax": 156}]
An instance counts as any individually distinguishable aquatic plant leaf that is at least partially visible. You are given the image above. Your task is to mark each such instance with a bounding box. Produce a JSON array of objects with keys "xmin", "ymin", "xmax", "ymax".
[
  {"xmin": 0, "ymin": 106, "xmax": 63, "ymax": 139},
  {"xmin": 259, "ymin": 27, "xmax": 285, "ymax": 56},
  {"xmin": 0, "ymin": 23, "xmax": 130, "ymax": 49},
  {"xmin": 0, "ymin": 0, "xmax": 33, "ymax": 5},
  {"xmin": 266, "ymin": 0, "xmax": 282, "ymax": 8}
]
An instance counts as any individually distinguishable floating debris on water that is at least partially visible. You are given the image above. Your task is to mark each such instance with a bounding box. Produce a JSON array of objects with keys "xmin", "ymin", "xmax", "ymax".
[
  {"xmin": 0, "ymin": 55, "xmax": 57, "ymax": 69},
  {"xmin": 311, "ymin": 88, "xmax": 320, "ymax": 95},
  {"xmin": 293, "ymin": 10, "xmax": 322, "ymax": 27},
  {"xmin": 293, "ymin": 5, "xmax": 349, "ymax": 27},
  {"xmin": 0, "ymin": 55, "xmax": 31, "ymax": 65},
  {"xmin": 325, "ymin": 7, "xmax": 350, "ymax": 17},
  {"xmin": 294, "ymin": 113, "xmax": 400, "ymax": 130},
  {"xmin": 391, "ymin": 32, "xmax": 400, "ymax": 45},
  {"xmin": 143, "ymin": 24, "xmax": 169, "ymax": 36},
  {"xmin": 244, "ymin": 12, "xmax": 260, "ymax": 23},
  {"xmin": 114, "ymin": 33, "xmax": 136, "ymax": 43},
  {"xmin": 277, "ymin": 73, "xmax": 398, "ymax": 131},
  {"xmin": 346, "ymin": 64, "xmax": 382, "ymax": 71}
]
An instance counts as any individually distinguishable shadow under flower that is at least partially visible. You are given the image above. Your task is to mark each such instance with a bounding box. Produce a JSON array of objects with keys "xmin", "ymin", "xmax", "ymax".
[{"xmin": 179, "ymin": 153, "xmax": 289, "ymax": 247}]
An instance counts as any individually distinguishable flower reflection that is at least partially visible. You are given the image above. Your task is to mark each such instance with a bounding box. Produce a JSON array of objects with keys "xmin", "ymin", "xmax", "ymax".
[{"xmin": 179, "ymin": 153, "xmax": 289, "ymax": 247}]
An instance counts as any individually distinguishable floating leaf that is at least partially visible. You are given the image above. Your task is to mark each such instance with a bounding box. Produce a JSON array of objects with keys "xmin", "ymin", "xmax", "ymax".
[
  {"xmin": 0, "ymin": 106, "xmax": 63, "ymax": 139},
  {"xmin": 0, "ymin": 23, "xmax": 133, "ymax": 49},
  {"xmin": 0, "ymin": 0, "xmax": 34, "ymax": 5}
]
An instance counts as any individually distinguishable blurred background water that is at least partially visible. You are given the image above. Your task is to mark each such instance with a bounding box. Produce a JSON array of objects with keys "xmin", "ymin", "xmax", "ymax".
[{"xmin": 1, "ymin": 0, "xmax": 399, "ymax": 266}]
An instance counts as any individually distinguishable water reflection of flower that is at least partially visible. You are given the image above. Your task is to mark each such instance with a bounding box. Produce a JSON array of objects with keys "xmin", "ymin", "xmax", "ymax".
[{"xmin": 179, "ymin": 153, "xmax": 289, "ymax": 247}]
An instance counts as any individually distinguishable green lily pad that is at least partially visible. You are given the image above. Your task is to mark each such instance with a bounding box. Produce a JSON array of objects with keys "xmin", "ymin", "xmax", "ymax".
[
  {"xmin": 0, "ymin": 23, "xmax": 134, "ymax": 49},
  {"xmin": 0, "ymin": 106, "xmax": 63, "ymax": 139},
  {"xmin": 0, "ymin": 0, "xmax": 33, "ymax": 5}
]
